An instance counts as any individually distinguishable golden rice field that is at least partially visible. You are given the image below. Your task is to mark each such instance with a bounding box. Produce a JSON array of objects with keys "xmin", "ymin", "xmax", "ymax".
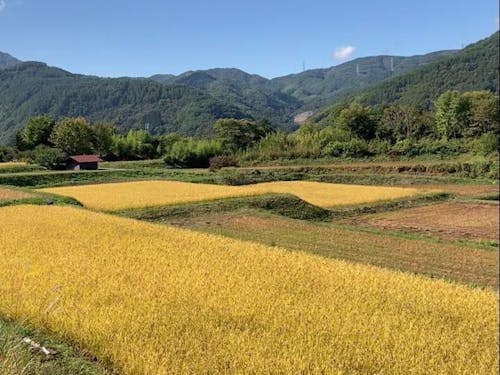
[
  {"xmin": 0, "ymin": 162, "xmax": 26, "ymax": 168},
  {"xmin": 0, "ymin": 187, "xmax": 33, "ymax": 202},
  {"xmin": 39, "ymin": 180, "xmax": 419, "ymax": 211},
  {"xmin": 0, "ymin": 205, "xmax": 497, "ymax": 374}
]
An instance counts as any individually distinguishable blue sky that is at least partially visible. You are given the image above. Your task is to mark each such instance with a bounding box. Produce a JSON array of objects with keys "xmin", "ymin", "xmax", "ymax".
[{"xmin": 0, "ymin": 0, "xmax": 498, "ymax": 78}]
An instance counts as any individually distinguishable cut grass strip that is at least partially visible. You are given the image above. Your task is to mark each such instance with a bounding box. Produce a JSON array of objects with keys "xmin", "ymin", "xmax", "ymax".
[{"xmin": 0, "ymin": 316, "xmax": 111, "ymax": 375}]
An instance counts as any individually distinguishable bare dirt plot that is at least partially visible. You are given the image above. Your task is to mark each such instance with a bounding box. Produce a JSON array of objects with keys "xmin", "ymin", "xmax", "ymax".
[
  {"xmin": 357, "ymin": 202, "xmax": 499, "ymax": 242},
  {"xmin": 167, "ymin": 211, "xmax": 498, "ymax": 288}
]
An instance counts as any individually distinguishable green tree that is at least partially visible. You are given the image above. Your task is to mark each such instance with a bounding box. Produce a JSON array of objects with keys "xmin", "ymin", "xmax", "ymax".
[
  {"xmin": 32, "ymin": 146, "xmax": 66, "ymax": 170},
  {"xmin": 51, "ymin": 117, "xmax": 95, "ymax": 155},
  {"xmin": 435, "ymin": 91, "xmax": 471, "ymax": 139},
  {"xmin": 164, "ymin": 138, "xmax": 222, "ymax": 167},
  {"xmin": 214, "ymin": 118, "xmax": 272, "ymax": 152},
  {"xmin": 93, "ymin": 123, "xmax": 117, "ymax": 158},
  {"xmin": 22, "ymin": 115, "xmax": 56, "ymax": 149},
  {"xmin": 461, "ymin": 91, "xmax": 499, "ymax": 137},
  {"xmin": 336, "ymin": 104, "xmax": 378, "ymax": 140},
  {"xmin": 126, "ymin": 129, "xmax": 156, "ymax": 159}
]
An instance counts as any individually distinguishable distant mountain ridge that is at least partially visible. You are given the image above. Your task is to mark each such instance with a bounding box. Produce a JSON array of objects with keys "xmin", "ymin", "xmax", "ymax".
[
  {"xmin": 0, "ymin": 52, "xmax": 21, "ymax": 69},
  {"xmin": 149, "ymin": 50, "xmax": 457, "ymax": 112},
  {"xmin": 308, "ymin": 32, "xmax": 499, "ymax": 125},
  {"xmin": 0, "ymin": 31, "xmax": 497, "ymax": 145},
  {"xmin": 0, "ymin": 62, "xmax": 247, "ymax": 144}
]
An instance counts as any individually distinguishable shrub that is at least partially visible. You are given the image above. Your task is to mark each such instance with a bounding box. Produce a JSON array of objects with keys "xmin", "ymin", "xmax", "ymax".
[
  {"xmin": 322, "ymin": 139, "xmax": 370, "ymax": 158},
  {"xmin": 32, "ymin": 146, "xmax": 66, "ymax": 170},
  {"xmin": 0, "ymin": 146, "xmax": 17, "ymax": 162},
  {"xmin": 209, "ymin": 155, "xmax": 239, "ymax": 171},
  {"xmin": 471, "ymin": 133, "xmax": 499, "ymax": 156},
  {"xmin": 164, "ymin": 139, "xmax": 222, "ymax": 168}
]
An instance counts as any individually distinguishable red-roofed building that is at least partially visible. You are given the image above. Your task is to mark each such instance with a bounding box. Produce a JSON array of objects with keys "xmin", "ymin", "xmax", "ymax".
[{"xmin": 67, "ymin": 155, "xmax": 103, "ymax": 170}]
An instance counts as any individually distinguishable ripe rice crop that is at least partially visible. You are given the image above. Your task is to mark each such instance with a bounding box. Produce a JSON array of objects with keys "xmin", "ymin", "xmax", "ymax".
[
  {"xmin": 39, "ymin": 180, "xmax": 419, "ymax": 211},
  {"xmin": 0, "ymin": 162, "xmax": 26, "ymax": 168},
  {"xmin": 0, "ymin": 205, "xmax": 497, "ymax": 374},
  {"xmin": 0, "ymin": 187, "xmax": 33, "ymax": 202}
]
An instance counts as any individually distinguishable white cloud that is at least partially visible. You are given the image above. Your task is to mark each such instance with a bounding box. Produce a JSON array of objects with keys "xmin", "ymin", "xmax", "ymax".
[
  {"xmin": 0, "ymin": 1, "xmax": 6, "ymax": 12},
  {"xmin": 334, "ymin": 45, "xmax": 356, "ymax": 60}
]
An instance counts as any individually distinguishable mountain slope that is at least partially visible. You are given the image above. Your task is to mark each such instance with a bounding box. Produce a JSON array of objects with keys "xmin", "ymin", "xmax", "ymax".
[
  {"xmin": 0, "ymin": 52, "xmax": 21, "ymax": 69},
  {"xmin": 267, "ymin": 50, "xmax": 457, "ymax": 110},
  {"xmin": 0, "ymin": 32, "xmax": 495, "ymax": 145},
  {"xmin": 150, "ymin": 68, "xmax": 302, "ymax": 128},
  {"xmin": 148, "ymin": 51, "xmax": 456, "ymax": 127},
  {"xmin": 352, "ymin": 32, "xmax": 499, "ymax": 108},
  {"xmin": 0, "ymin": 62, "xmax": 248, "ymax": 144}
]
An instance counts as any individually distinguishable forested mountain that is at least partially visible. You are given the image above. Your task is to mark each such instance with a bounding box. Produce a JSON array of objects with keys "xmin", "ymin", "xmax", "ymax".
[
  {"xmin": 149, "ymin": 50, "xmax": 456, "ymax": 117},
  {"xmin": 0, "ymin": 32, "xmax": 496, "ymax": 145},
  {"xmin": 352, "ymin": 32, "xmax": 499, "ymax": 108},
  {"xmin": 0, "ymin": 52, "xmax": 21, "ymax": 69},
  {"xmin": 0, "ymin": 62, "xmax": 247, "ymax": 144},
  {"xmin": 266, "ymin": 50, "xmax": 456, "ymax": 109},
  {"xmin": 151, "ymin": 68, "xmax": 302, "ymax": 128}
]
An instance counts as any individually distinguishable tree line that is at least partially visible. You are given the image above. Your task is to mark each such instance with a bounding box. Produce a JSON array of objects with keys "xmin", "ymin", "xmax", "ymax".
[{"xmin": 0, "ymin": 90, "xmax": 497, "ymax": 169}]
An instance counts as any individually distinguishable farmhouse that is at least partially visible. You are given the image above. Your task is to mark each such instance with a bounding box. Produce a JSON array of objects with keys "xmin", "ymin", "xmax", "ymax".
[{"xmin": 67, "ymin": 155, "xmax": 103, "ymax": 170}]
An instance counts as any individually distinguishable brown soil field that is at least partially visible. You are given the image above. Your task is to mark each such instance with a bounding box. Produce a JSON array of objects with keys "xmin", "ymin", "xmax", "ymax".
[
  {"xmin": 167, "ymin": 211, "xmax": 498, "ymax": 288},
  {"xmin": 356, "ymin": 202, "xmax": 499, "ymax": 242}
]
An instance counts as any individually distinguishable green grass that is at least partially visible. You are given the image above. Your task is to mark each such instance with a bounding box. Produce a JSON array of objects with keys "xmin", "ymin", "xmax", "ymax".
[
  {"xmin": 0, "ymin": 317, "xmax": 111, "ymax": 375},
  {"xmin": 0, "ymin": 185, "xmax": 82, "ymax": 208},
  {"xmin": 0, "ymin": 164, "xmax": 44, "ymax": 175},
  {"xmin": 119, "ymin": 191, "xmax": 452, "ymax": 223},
  {"xmin": 118, "ymin": 193, "xmax": 333, "ymax": 222},
  {"xmin": 0, "ymin": 158, "xmax": 496, "ymax": 188},
  {"xmin": 100, "ymin": 159, "xmax": 166, "ymax": 169}
]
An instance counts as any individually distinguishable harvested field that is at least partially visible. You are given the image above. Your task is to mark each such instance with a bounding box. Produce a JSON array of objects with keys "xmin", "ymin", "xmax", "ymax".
[
  {"xmin": 165, "ymin": 211, "xmax": 499, "ymax": 288},
  {"xmin": 399, "ymin": 184, "xmax": 498, "ymax": 198},
  {"xmin": 39, "ymin": 180, "xmax": 419, "ymax": 211},
  {"xmin": 0, "ymin": 187, "xmax": 33, "ymax": 202},
  {"xmin": 356, "ymin": 202, "xmax": 499, "ymax": 242},
  {"xmin": 0, "ymin": 205, "xmax": 498, "ymax": 374}
]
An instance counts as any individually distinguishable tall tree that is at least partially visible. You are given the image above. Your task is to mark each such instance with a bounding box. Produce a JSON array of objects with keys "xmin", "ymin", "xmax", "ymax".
[
  {"xmin": 214, "ymin": 118, "xmax": 272, "ymax": 152},
  {"xmin": 94, "ymin": 123, "xmax": 117, "ymax": 158},
  {"xmin": 336, "ymin": 104, "xmax": 378, "ymax": 140},
  {"xmin": 22, "ymin": 115, "xmax": 56, "ymax": 149},
  {"xmin": 51, "ymin": 117, "xmax": 95, "ymax": 155},
  {"xmin": 461, "ymin": 91, "xmax": 499, "ymax": 137},
  {"xmin": 435, "ymin": 91, "xmax": 471, "ymax": 139}
]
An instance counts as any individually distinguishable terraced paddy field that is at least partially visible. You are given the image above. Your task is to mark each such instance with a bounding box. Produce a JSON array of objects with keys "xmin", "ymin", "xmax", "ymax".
[
  {"xmin": 0, "ymin": 205, "xmax": 497, "ymax": 374},
  {"xmin": 39, "ymin": 180, "xmax": 420, "ymax": 211},
  {"xmin": 354, "ymin": 201, "xmax": 499, "ymax": 242},
  {"xmin": 165, "ymin": 211, "xmax": 499, "ymax": 288}
]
